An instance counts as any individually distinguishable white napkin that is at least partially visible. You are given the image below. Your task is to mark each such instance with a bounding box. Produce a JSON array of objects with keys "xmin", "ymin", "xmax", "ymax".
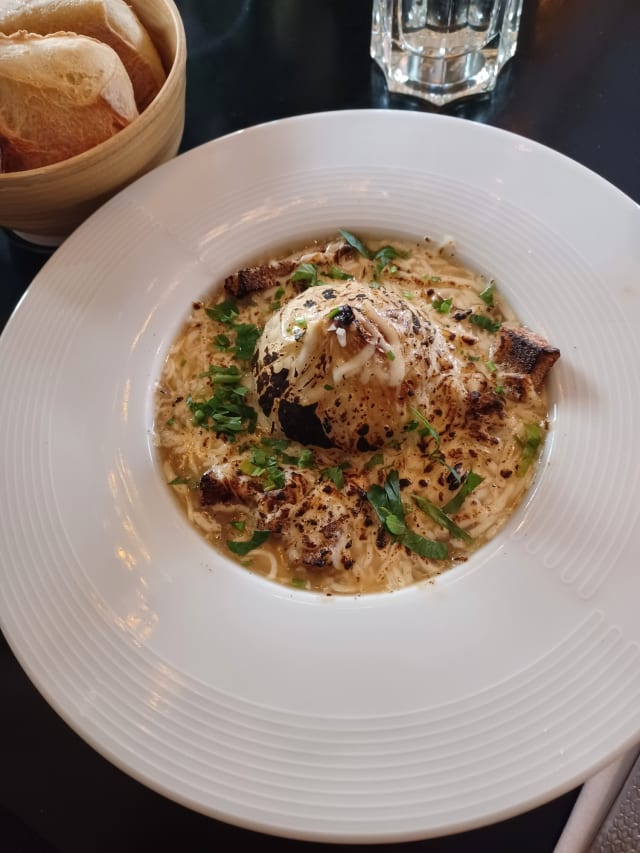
[{"xmin": 553, "ymin": 744, "xmax": 640, "ymax": 853}]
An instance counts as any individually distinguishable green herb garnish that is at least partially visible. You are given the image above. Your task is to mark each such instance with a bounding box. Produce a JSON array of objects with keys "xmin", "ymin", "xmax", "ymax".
[
  {"xmin": 227, "ymin": 530, "xmax": 270, "ymax": 556},
  {"xmin": 364, "ymin": 452, "xmax": 384, "ymax": 471},
  {"xmin": 441, "ymin": 470, "xmax": 484, "ymax": 515},
  {"xmin": 373, "ymin": 245, "xmax": 407, "ymax": 276},
  {"xmin": 409, "ymin": 407, "xmax": 440, "ymax": 448},
  {"xmin": 432, "ymin": 297, "xmax": 452, "ymax": 313},
  {"xmin": 239, "ymin": 445, "xmax": 287, "ymax": 491},
  {"xmin": 366, "ymin": 470, "xmax": 448, "ymax": 560},
  {"xmin": 232, "ymin": 323, "xmax": 262, "ymax": 360},
  {"xmin": 270, "ymin": 286, "xmax": 285, "ymax": 310},
  {"xmin": 186, "ymin": 366, "xmax": 257, "ymax": 438},
  {"xmin": 321, "ymin": 465, "xmax": 346, "ymax": 489},
  {"xmin": 412, "ymin": 495, "xmax": 473, "ymax": 543},
  {"xmin": 214, "ymin": 333, "xmax": 232, "ymax": 351},
  {"xmin": 469, "ymin": 314, "xmax": 501, "ymax": 333},
  {"xmin": 206, "ymin": 299, "xmax": 239, "ymax": 324},
  {"xmin": 291, "ymin": 262, "xmax": 319, "ymax": 288},
  {"xmin": 338, "ymin": 229, "xmax": 372, "ymax": 259},
  {"xmin": 515, "ymin": 423, "xmax": 543, "ymax": 476},
  {"xmin": 328, "ymin": 266, "xmax": 353, "ymax": 280},
  {"xmin": 479, "ymin": 281, "xmax": 495, "ymax": 307},
  {"xmin": 168, "ymin": 476, "xmax": 190, "ymax": 486},
  {"xmin": 320, "ymin": 460, "xmax": 352, "ymax": 488}
]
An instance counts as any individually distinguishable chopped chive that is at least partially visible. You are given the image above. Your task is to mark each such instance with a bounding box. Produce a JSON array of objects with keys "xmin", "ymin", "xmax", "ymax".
[{"xmin": 432, "ymin": 297, "xmax": 452, "ymax": 313}]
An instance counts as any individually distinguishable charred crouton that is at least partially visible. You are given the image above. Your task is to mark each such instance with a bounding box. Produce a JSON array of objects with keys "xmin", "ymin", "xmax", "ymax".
[
  {"xmin": 494, "ymin": 325, "xmax": 560, "ymax": 391},
  {"xmin": 224, "ymin": 265, "xmax": 279, "ymax": 297}
]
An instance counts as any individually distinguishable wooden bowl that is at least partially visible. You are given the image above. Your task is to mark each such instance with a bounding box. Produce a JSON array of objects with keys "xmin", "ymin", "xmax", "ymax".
[{"xmin": 0, "ymin": 0, "xmax": 187, "ymax": 243}]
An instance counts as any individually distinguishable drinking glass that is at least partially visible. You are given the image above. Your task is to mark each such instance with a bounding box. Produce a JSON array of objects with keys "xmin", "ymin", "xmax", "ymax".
[{"xmin": 371, "ymin": 0, "xmax": 523, "ymax": 107}]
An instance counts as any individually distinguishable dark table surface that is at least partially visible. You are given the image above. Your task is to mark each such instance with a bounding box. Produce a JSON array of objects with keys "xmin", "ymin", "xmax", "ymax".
[{"xmin": 2, "ymin": 1, "xmax": 640, "ymax": 851}]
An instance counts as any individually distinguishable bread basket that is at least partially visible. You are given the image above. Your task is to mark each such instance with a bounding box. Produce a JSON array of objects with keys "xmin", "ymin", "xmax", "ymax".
[{"xmin": 0, "ymin": 0, "xmax": 186, "ymax": 243}]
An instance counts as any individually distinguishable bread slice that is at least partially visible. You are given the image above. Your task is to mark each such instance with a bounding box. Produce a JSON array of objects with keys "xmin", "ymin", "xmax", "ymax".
[
  {"xmin": 0, "ymin": 0, "xmax": 166, "ymax": 110},
  {"xmin": 0, "ymin": 31, "xmax": 139, "ymax": 172}
]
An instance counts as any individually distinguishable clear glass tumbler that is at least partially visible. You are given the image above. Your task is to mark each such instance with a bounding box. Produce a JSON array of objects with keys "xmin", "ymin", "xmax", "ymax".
[{"xmin": 371, "ymin": 0, "xmax": 523, "ymax": 107}]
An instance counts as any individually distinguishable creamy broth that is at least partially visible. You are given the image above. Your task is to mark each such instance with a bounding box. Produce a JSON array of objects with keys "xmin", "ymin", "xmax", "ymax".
[{"xmin": 154, "ymin": 232, "xmax": 558, "ymax": 594}]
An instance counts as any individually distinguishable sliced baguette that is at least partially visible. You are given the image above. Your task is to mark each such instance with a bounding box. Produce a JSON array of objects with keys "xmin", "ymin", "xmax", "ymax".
[
  {"xmin": 0, "ymin": 30, "xmax": 139, "ymax": 172},
  {"xmin": 0, "ymin": 0, "xmax": 166, "ymax": 110}
]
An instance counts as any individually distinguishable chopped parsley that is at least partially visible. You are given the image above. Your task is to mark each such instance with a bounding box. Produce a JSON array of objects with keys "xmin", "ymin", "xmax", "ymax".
[
  {"xmin": 240, "ymin": 440, "xmax": 315, "ymax": 491},
  {"xmin": 230, "ymin": 520, "xmax": 246, "ymax": 532},
  {"xmin": 469, "ymin": 314, "xmax": 501, "ymax": 333},
  {"xmin": 412, "ymin": 495, "xmax": 473, "ymax": 543},
  {"xmin": 479, "ymin": 281, "xmax": 496, "ymax": 307},
  {"xmin": 373, "ymin": 245, "xmax": 407, "ymax": 276},
  {"xmin": 290, "ymin": 262, "xmax": 319, "ymax": 288},
  {"xmin": 206, "ymin": 300, "xmax": 262, "ymax": 362},
  {"xmin": 214, "ymin": 333, "xmax": 232, "ymax": 351},
  {"xmin": 409, "ymin": 407, "xmax": 440, "ymax": 449},
  {"xmin": 432, "ymin": 297, "xmax": 452, "ymax": 313},
  {"xmin": 270, "ymin": 286, "xmax": 285, "ymax": 311},
  {"xmin": 364, "ymin": 452, "xmax": 384, "ymax": 471},
  {"xmin": 515, "ymin": 423, "xmax": 543, "ymax": 476},
  {"xmin": 338, "ymin": 230, "xmax": 408, "ymax": 274},
  {"xmin": 186, "ymin": 365, "xmax": 257, "ymax": 438},
  {"xmin": 366, "ymin": 470, "xmax": 448, "ymax": 560},
  {"xmin": 168, "ymin": 476, "xmax": 191, "ymax": 486},
  {"xmin": 338, "ymin": 228, "xmax": 372, "ymax": 259},
  {"xmin": 320, "ymin": 460, "xmax": 351, "ymax": 489},
  {"xmin": 232, "ymin": 323, "xmax": 262, "ymax": 360},
  {"xmin": 441, "ymin": 470, "xmax": 484, "ymax": 515},
  {"xmin": 328, "ymin": 266, "xmax": 353, "ymax": 280},
  {"xmin": 227, "ymin": 530, "xmax": 270, "ymax": 556},
  {"xmin": 206, "ymin": 299, "xmax": 239, "ymax": 324},
  {"xmin": 239, "ymin": 446, "xmax": 286, "ymax": 491},
  {"xmin": 321, "ymin": 466, "xmax": 346, "ymax": 489}
]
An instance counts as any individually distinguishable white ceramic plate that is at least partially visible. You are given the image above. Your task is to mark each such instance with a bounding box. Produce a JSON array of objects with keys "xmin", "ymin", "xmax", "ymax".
[{"xmin": 2, "ymin": 110, "xmax": 640, "ymax": 843}]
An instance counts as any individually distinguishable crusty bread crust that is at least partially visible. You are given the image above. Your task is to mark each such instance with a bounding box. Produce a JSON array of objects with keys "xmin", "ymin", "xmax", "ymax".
[
  {"xmin": 0, "ymin": 0, "xmax": 166, "ymax": 110},
  {"xmin": 0, "ymin": 31, "xmax": 139, "ymax": 171}
]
